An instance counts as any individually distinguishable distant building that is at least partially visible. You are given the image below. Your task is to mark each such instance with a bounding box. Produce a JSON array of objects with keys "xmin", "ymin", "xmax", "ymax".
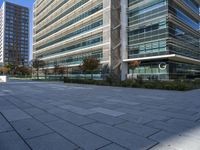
[
  {"xmin": 0, "ymin": 1, "xmax": 29, "ymax": 66},
  {"xmin": 33, "ymin": 0, "xmax": 200, "ymax": 80}
]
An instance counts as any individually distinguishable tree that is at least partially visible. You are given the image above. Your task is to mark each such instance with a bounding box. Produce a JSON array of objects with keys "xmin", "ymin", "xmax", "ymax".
[
  {"xmin": 58, "ymin": 67, "xmax": 66, "ymax": 77},
  {"xmin": 5, "ymin": 63, "xmax": 14, "ymax": 75},
  {"xmin": 15, "ymin": 66, "xmax": 31, "ymax": 76},
  {"xmin": 32, "ymin": 59, "xmax": 46, "ymax": 79},
  {"xmin": 82, "ymin": 57, "xmax": 100, "ymax": 79},
  {"xmin": 0, "ymin": 67, "xmax": 9, "ymax": 75},
  {"xmin": 129, "ymin": 60, "xmax": 141, "ymax": 79},
  {"xmin": 43, "ymin": 69, "xmax": 49, "ymax": 80},
  {"xmin": 53, "ymin": 63, "xmax": 60, "ymax": 75}
]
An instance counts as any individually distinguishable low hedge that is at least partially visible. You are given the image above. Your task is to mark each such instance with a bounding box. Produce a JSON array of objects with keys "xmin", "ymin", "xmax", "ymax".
[{"xmin": 64, "ymin": 77, "xmax": 200, "ymax": 91}]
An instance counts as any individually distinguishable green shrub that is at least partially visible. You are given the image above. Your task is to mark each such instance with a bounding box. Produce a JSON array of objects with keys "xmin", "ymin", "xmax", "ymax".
[
  {"xmin": 121, "ymin": 79, "xmax": 134, "ymax": 87},
  {"xmin": 143, "ymin": 82, "xmax": 156, "ymax": 89},
  {"xmin": 105, "ymin": 75, "xmax": 113, "ymax": 86},
  {"xmin": 63, "ymin": 77, "xmax": 200, "ymax": 91}
]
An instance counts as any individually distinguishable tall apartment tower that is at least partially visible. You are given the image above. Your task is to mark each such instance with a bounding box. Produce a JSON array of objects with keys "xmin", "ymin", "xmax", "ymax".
[
  {"xmin": 0, "ymin": 2, "xmax": 29, "ymax": 66},
  {"xmin": 33, "ymin": 0, "xmax": 200, "ymax": 80}
]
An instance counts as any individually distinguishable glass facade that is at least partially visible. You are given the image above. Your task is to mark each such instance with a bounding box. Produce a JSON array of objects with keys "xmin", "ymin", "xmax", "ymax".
[
  {"xmin": 47, "ymin": 50, "xmax": 103, "ymax": 67},
  {"xmin": 33, "ymin": 0, "xmax": 106, "ymax": 73},
  {"xmin": 37, "ymin": 34, "xmax": 103, "ymax": 58},
  {"xmin": 128, "ymin": 0, "xmax": 168, "ymax": 58},
  {"xmin": 36, "ymin": 19, "xmax": 103, "ymax": 51},
  {"xmin": 128, "ymin": 0, "xmax": 200, "ymax": 80},
  {"xmin": 33, "ymin": 0, "xmax": 200, "ymax": 80}
]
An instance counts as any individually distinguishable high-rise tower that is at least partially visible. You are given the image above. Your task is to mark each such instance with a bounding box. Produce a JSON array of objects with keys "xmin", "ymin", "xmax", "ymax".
[{"xmin": 0, "ymin": 1, "xmax": 29, "ymax": 66}]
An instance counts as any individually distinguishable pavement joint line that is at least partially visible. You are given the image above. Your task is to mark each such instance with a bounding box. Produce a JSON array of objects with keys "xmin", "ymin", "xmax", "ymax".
[
  {"xmin": 73, "ymin": 147, "xmax": 82, "ymax": 150},
  {"xmin": 142, "ymin": 120, "xmax": 157, "ymax": 126},
  {"xmin": 0, "ymin": 129, "xmax": 14, "ymax": 134},
  {"xmin": 111, "ymin": 120, "xmax": 129, "ymax": 127},
  {"xmin": 0, "ymin": 112, "xmax": 33, "ymax": 150},
  {"xmin": 24, "ymin": 131, "xmax": 55, "ymax": 140},
  {"xmin": 189, "ymin": 111, "xmax": 199, "ymax": 116},
  {"xmin": 146, "ymin": 142, "xmax": 160, "ymax": 150},
  {"xmin": 162, "ymin": 117, "xmax": 174, "ymax": 123},
  {"xmin": 96, "ymin": 142, "xmax": 130, "ymax": 150},
  {"xmin": 78, "ymin": 120, "xmax": 98, "ymax": 127},
  {"xmin": 146, "ymin": 129, "xmax": 163, "ymax": 139},
  {"xmin": 195, "ymin": 118, "xmax": 200, "ymax": 122}
]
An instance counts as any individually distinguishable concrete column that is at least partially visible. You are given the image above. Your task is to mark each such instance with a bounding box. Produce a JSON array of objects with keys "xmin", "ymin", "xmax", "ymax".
[{"xmin": 120, "ymin": 0, "xmax": 128, "ymax": 80}]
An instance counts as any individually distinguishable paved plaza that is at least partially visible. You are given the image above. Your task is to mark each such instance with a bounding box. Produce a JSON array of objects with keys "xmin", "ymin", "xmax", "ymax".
[{"xmin": 0, "ymin": 80, "xmax": 200, "ymax": 150}]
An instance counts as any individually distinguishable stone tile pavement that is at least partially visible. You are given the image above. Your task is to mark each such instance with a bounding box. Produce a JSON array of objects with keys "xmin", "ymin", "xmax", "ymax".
[{"xmin": 0, "ymin": 80, "xmax": 200, "ymax": 150}]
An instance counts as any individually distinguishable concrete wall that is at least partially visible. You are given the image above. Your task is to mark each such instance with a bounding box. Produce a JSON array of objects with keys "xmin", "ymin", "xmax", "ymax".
[{"xmin": 0, "ymin": 75, "xmax": 7, "ymax": 82}]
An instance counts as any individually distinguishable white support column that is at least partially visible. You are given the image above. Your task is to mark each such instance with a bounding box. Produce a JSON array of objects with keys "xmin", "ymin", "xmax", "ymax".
[
  {"xmin": 120, "ymin": 0, "xmax": 128, "ymax": 80},
  {"xmin": 102, "ymin": 0, "xmax": 111, "ymax": 67},
  {"xmin": 0, "ymin": 2, "xmax": 5, "ymax": 64}
]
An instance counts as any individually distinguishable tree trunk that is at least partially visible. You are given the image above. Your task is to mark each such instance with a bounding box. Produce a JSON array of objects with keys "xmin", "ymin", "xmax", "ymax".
[
  {"xmin": 91, "ymin": 71, "xmax": 93, "ymax": 80},
  {"xmin": 37, "ymin": 68, "xmax": 39, "ymax": 80},
  {"xmin": 132, "ymin": 68, "xmax": 135, "ymax": 80}
]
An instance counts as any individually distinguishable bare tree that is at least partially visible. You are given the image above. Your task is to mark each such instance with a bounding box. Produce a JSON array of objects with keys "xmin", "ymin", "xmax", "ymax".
[
  {"xmin": 82, "ymin": 58, "xmax": 100, "ymax": 80},
  {"xmin": 32, "ymin": 59, "xmax": 46, "ymax": 79},
  {"xmin": 129, "ymin": 60, "xmax": 141, "ymax": 79},
  {"xmin": 0, "ymin": 66, "xmax": 9, "ymax": 75}
]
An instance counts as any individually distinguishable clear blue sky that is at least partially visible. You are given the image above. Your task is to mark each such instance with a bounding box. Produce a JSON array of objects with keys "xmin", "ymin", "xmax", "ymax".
[{"xmin": 0, "ymin": 0, "xmax": 34, "ymax": 60}]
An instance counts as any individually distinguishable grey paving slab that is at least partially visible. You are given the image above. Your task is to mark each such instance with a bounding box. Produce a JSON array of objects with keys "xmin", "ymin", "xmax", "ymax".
[
  {"xmin": 115, "ymin": 122, "xmax": 159, "ymax": 137},
  {"xmin": 27, "ymin": 133, "xmax": 77, "ymax": 150},
  {"xmin": 87, "ymin": 113, "xmax": 126, "ymax": 125},
  {"xmin": 90, "ymin": 107, "xmax": 125, "ymax": 117},
  {"xmin": 105, "ymin": 98, "xmax": 140, "ymax": 105},
  {"xmin": 98, "ymin": 143, "xmax": 128, "ymax": 150},
  {"xmin": 1, "ymin": 81, "xmax": 200, "ymax": 150},
  {"xmin": 192, "ymin": 112, "xmax": 200, "ymax": 121},
  {"xmin": 59, "ymin": 105, "xmax": 95, "ymax": 115},
  {"xmin": 33, "ymin": 113, "xmax": 59, "ymax": 123},
  {"xmin": 119, "ymin": 113, "xmax": 154, "ymax": 124},
  {"xmin": 46, "ymin": 107, "xmax": 67, "ymax": 115},
  {"xmin": 149, "ymin": 144, "xmax": 178, "ymax": 150},
  {"xmin": 164, "ymin": 108, "xmax": 197, "ymax": 116},
  {"xmin": 24, "ymin": 108, "xmax": 46, "ymax": 116},
  {"xmin": 0, "ymin": 99, "xmax": 16, "ymax": 111},
  {"xmin": 83, "ymin": 123, "xmax": 157, "ymax": 150},
  {"xmin": 149, "ymin": 131, "xmax": 200, "ymax": 150},
  {"xmin": 54, "ymin": 110, "xmax": 96, "ymax": 126},
  {"xmin": 146, "ymin": 121, "xmax": 190, "ymax": 134},
  {"xmin": 166, "ymin": 118, "xmax": 199, "ymax": 128},
  {"xmin": 13, "ymin": 102, "xmax": 33, "ymax": 109},
  {"xmin": 177, "ymin": 125, "xmax": 200, "ymax": 141},
  {"xmin": 1, "ymin": 108, "xmax": 32, "ymax": 121},
  {"xmin": 116, "ymin": 108, "xmax": 170, "ymax": 120},
  {"xmin": 145, "ymin": 109, "xmax": 194, "ymax": 121},
  {"xmin": 46, "ymin": 120, "xmax": 110, "ymax": 150},
  {"xmin": 0, "ymin": 131, "xmax": 30, "ymax": 150},
  {"xmin": 11, "ymin": 118, "xmax": 53, "ymax": 139},
  {"xmin": 0, "ymin": 114, "xmax": 13, "ymax": 132}
]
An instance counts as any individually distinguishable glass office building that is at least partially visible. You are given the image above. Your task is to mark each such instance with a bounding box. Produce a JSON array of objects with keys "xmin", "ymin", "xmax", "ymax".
[
  {"xmin": 125, "ymin": 0, "xmax": 200, "ymax": 80},
  {"xmin": 33, "ymin": 0, "xmax": 121, "ymax": 79},
  {"xmin": 0, "ymin": 2, "xmax": 29, "ymax": 66},
  {"xmin": 33, "ymin": 0, "xmax": 200, "ymax": 80}
]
